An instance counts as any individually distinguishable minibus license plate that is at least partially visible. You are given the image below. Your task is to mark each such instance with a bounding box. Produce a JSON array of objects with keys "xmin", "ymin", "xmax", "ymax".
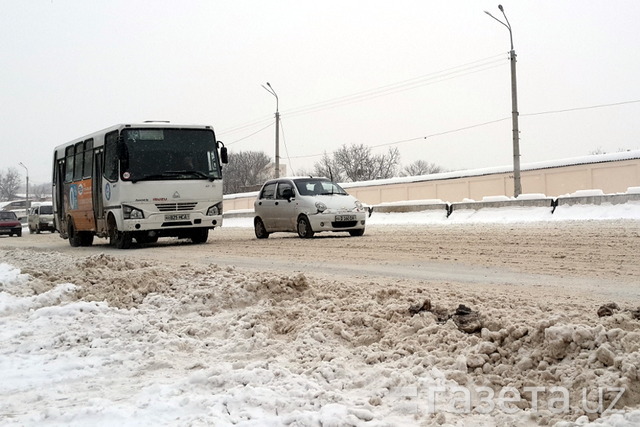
[
  {"xmin": 165, "ymin": 214, "xmax": 190, "ymax": 221},
  {"xmin": 335, "ymin": 214, "xmax": 356, "ymax": 221}
]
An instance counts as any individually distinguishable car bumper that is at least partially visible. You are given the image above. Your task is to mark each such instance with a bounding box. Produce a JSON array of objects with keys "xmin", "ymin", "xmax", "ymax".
[
  {"xmin": 120, "ymin": 213, "xmax": 223, "ymax": 231},
  {"xmin": 0, "ymin": 226, "xmax": 21, "ymax": 235},
  {"xmin": 307, "ymin": 211, "xmax": 367, "ymax": 232}
]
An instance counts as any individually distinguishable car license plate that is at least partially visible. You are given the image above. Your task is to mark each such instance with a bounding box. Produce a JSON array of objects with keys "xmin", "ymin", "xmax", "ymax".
[
  {"xmin": 335, "ymin": 214, "xmax": 356, "ymax": 221},
  {"xmin": 165, "ymin": 213, "xmax": 190, "ymax": 221}
]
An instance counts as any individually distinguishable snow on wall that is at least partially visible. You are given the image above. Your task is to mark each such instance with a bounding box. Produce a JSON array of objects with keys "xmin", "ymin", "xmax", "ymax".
[{"xmin": 341, "ymin": 150, "xmax": 640, "ymax": 189}]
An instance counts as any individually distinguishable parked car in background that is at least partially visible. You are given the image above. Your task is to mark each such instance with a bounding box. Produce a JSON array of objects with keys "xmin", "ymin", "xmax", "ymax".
[
  {"xmin": 253, "ymin": 177, "xmax": 367, "ymax": 238},
  {"xmin": 28, "ymin": 203, "xmax": 55, "ymax": 234},
  {"xmin": 0, "ymin": 211, "xmax": 22, "ymax": 237}
]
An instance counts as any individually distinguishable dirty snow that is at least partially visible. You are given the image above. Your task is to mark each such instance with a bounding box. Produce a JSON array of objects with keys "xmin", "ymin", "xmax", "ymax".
[{"xmin": 1, "ymin": 206, "xmax": 640, "ymax": 426}]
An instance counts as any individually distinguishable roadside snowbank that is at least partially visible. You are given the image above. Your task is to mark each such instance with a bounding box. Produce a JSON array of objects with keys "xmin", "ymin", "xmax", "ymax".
[{"xmin": 1, "ymin": 246, "xmax": 639, "ymax": 426}]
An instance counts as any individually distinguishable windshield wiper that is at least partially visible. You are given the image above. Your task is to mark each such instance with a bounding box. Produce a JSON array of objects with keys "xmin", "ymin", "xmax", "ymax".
[
  {"xmin": 131, "ymin": 171, "xmax": 213, "ymax": 183},
  {"xmin": 167, "ymin": 170, "xmax": 213, "ymax": 180}
]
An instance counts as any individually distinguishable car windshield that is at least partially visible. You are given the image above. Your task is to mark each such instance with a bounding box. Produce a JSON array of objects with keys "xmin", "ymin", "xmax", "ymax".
[
  {"xmin": 0, "ymin": 212, "xmax": 17, "ymax": 220},
  {"xmin": 294, "ymin": 179, "xmax": 348, "ymax": 196},
  {"xmin": 39, "ymin": 205, "xmax": 53, "ymax": 214}
]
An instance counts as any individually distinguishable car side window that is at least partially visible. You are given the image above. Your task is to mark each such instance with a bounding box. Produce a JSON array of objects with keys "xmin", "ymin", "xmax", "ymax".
[
  {"xmin": 276, "ymin": 182, "xmax": 293, "ymax": 199},
  {"xmin": 260, "ymin": 183, "xmax": 276, "ymax": 200}
]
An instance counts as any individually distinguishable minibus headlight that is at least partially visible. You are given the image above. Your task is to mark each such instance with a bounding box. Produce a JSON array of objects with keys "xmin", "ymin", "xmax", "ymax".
[
  {"xmin": 207, "ymin": 202, "xmax": 223, "ymax": 216},
  {"xmin": 123, "ymin": 205, "xmax": 144, "ymax": 220}
]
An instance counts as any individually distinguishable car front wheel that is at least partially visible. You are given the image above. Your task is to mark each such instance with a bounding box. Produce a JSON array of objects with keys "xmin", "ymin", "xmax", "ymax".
[
  {"xmin": 108, "ymin": 217, "xmax": 132, "ymax": 249},
  {"xmin": 191, "ymin": 228, "xmax": 209, "ymax": 244},
  {"xmin": 254, "ymin": 218, "xmax": 269, "ymax": 239},
  {"xmin": 297, "ymin": 216, "xmax": 315, "ymax": 238},
  {"xmin": 349, "ymin": 229, "xmax": 365, "ymax": 237}
]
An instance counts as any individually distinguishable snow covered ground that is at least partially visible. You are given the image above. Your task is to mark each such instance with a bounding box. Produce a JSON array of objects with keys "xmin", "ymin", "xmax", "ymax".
[
  {"xmin": 224, "ymin": 199, "xmax": 640, "ymax": 228},
  {"xmin": 1, "ymin": 203, "xmax": 640, "ymax": 426}
]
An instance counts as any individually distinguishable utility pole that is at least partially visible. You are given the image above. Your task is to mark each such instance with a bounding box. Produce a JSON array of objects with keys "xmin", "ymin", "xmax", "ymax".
[
  {"xmin": 262, "ymin": 82, "xmax": 280, "ymax": 178},
  {"xmin": 18, "ymin": 162, "xmax": 29, "ymax": 211},
  {"xmin": 485, "ymin": 4, "xmax": 522, "ymax": 197}
]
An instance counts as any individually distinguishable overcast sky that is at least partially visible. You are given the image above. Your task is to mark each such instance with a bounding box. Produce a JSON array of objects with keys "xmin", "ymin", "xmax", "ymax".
[{"xmin": 2, "ymin": 0, "xmax": 639, "ymax": 185}]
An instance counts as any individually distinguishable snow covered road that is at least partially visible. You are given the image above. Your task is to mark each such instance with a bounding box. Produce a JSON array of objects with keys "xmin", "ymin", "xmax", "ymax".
[{"xmin": 1, "ymin": 217, "xmax": 639, "ymax": 426}]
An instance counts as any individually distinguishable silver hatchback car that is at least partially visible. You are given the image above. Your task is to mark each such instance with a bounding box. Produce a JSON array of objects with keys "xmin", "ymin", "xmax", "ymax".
[{"xmin": 254, "ymin": 177, "xmax": 367, "ymax": 238}]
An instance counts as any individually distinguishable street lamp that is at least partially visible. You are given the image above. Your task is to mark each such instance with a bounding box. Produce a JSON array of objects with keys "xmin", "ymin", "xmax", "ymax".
[
  {"xmin": 262, "ymin": 82, "xmax": 281, "ymax": 178},
  {"xmin": 485, "ymin": 4, "xmax": 522, "ymax": 197},
  {"xmin": 18, "ymin": 162, "xmax": 29, "ymax": 211}
]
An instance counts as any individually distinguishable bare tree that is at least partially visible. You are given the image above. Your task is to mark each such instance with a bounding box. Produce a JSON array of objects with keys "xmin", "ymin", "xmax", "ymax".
[
  {"xmin": 32, "ymin": 183, "xmax": 52, "ymax": 200},
  {"xmin": 401, "ymin": 160, "xmax": 445, "ymax": 177},
  {"xmin": 314, "ymin": 144, "xmax": 400, "ymax": 182},
  {"xmin": 223, "ymin": 151, "xmax": 272, "ymax": 194},
  {"xmin": 0, "ymin": 167, "xmax": 21, "ymax": 201},
  {"xmin": 312, "ymin": 152, "xmax": 345, "ymax": 182}
]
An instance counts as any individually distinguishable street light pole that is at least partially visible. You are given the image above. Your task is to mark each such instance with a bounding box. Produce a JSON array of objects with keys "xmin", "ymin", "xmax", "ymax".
[
  {"xmin": 18, "ymin": 162, "xmax": 29, "ymax": 211},
  {"xmin": 262, "ymin": 82, "xmax": 280, "ymax": 178},
  {"xmin": 485, "ymin": 4, "xmax": 522, "ymax": 197}
]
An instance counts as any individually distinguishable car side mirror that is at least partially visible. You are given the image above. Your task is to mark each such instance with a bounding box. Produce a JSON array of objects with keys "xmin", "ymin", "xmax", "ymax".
[{"xmin": 282, "ymin": 188, "xmax": 294, "ymax": 201}]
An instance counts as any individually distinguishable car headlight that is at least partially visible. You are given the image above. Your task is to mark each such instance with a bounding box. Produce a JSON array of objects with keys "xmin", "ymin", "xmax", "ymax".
[
  {"xmin": 354, "ymin": 200, "xmax": 363, "ymax": 209},
  {"xmin": 315, "ymin": 201, "xmax": 327, "ymax": 213},
  {"xmin": 123, "ymin": 205, "xmax": 144, "ymax": 219},
  {"xmin": 207, "ymin": 202, "xmax": 223, "ymax": 216}
]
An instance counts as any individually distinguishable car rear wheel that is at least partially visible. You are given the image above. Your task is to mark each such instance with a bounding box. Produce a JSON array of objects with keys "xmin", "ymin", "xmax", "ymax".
[
  {"xmin": 297, "ymin": 216, "xmax": 315, "ymax": 238},
  {"xmin": 254, "ymin": 218, "xmax": 270, "ymax": 239},
  {"xmin": 68, "ymin": 221, "xmax": 81, "ymax": 247}
]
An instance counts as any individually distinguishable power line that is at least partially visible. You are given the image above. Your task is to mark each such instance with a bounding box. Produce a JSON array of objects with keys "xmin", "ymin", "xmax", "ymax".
[
  {"xmin": 521, "ymin": 99, "xmax": 640, "ymax": 117},
  {"xmin": 287, "ymin": 117, "xmax": 512, "ymax": 160},
  {"xmin": 278, "ymin": 118, "xmax": 294, "ymax": 175},
  {"xmin": 287, "ymin": 97, "xmax": 640, "ymax": 161},
  {"xmin": 219, "ymin": 49, "xmax": 640, "ymax": 162},
  {"xmin": 372, "ymin": 117, "xmax": 512, "ymax": 149},
  {"xmin": 226, "ymin": 122, "xmax": 273, "ymax": 146},
  {"xmin": 284, "ymin": 58, "xmax": 507, "ymax": 119},
  {"xmin": 219, "ymin": 116, "xmax": 273, "ymax": 136},
  {"xmin": 219, "ymin": 60, "xmax": 505, "ymax": 143},
  {"xmin": 217, "ymin": 53, "xmax": 506, "ymax": 137}
]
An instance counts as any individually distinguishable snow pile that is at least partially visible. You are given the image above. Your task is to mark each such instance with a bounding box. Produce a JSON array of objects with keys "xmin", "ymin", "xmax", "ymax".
[
  {"xmin": 224, "ymin": 198, "xmax": 640, "ymax": 228},
  {"xmin": 1, "ymin": 248, "xmax": 639, "ymax": 426}
]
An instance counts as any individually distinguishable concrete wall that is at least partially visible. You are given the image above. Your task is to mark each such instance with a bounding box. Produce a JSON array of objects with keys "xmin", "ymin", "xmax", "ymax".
[{"xmin": 223, "ymin": 155, "xmax": 640, "ymax": 211}]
